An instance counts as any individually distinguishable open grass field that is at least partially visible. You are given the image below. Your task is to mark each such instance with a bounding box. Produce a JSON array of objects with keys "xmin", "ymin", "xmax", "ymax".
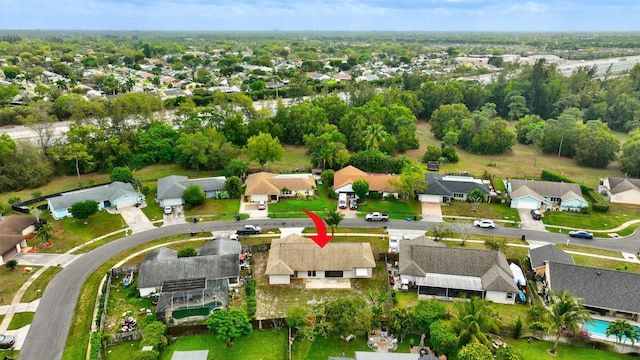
[
  {"xmin": 38, "ymin": 211, "xmax": 126, "ymax": 253},
  {"xmin": 358, "ymin": 199, "xmax": 422, "ymax": 217},
  {"xmin": 184, "ymin": 198, "xmax": 241, "ymax": 217},
  {"xmin": 572, "ymin": 255, "xmax": 640, "ymax": 273}
]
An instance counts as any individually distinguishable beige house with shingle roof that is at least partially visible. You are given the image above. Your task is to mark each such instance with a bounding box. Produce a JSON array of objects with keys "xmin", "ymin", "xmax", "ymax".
[
  {"xmin": 333, "ymin": 165, "xmax": 399, "ymax": 199},
  {"xmin": 244, "ymin": 172, "xmax": 316, "ymax": 203},
  {"xmin": 266, "ymin": 234, "xmax": 375, "ymax": 285}
]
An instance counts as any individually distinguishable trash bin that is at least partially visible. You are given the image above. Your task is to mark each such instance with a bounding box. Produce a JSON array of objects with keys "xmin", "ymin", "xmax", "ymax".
[
  {"xmin": 521, "ymin": 234, "xmax": 526, "ymax": 241},
  {"xmin": 413, "ymin": 215, "xmax": 417, "ymax": 221}
]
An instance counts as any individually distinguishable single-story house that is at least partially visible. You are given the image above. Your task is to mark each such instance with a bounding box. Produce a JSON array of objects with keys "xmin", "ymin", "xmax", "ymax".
[
  {"xmin": 157, "ymin": 175, "xmax": 226, "ymax": 207},
  {"xmin": 528, "ymin": 244, "xmax": 574, "ymax": 277},
  {"xmin": 418, "ymin": 174, "xmax": 491, "ymax": 203},
  {"xmin": 399, "ymin": 236, "xmax": 518, "ymax": 304},
  {"xmin": 265, "ymin": 234, "xmax": 375, "ymax": 285},
  {"xmin": 507, "ymin": 179, "xmax": 588, "ymax": 211},
  {"xmin": 137, "ymin": 243, "xmax": 240, "ymax": 324},
  {"xmin": 0, "ymin": 216, "xmax": 36, "ymax": 264},
  {"xmin": 244, "ymin": 172, "xmax": 316, "ymax": 203},
  {"xmin": 545, "ymin": 261, "xmax": 640, "ymax": 318},
  {"xmin": 599, "ymin": 177, "xmax": 640, "ymax": 206},
  {"xmin": 48, "ymin": 182, "xmax": 144, "ymax": 220},
  {"xmin": 333, "ymin": 165, "xmax": 399, "ymax": 199}
]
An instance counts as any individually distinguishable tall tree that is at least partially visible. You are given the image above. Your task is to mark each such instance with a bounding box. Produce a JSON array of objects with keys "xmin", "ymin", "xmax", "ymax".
[
  {"xmin": 325, "ymin": 296, "xmax": 372, "ymax": 338},
  {"xmin": 389, "ymin": 169, "xmax": 427, "ymax": 201},
  {"xmin": 351, "ymin": 179, "xmax": 370, "ymax": 200},
  {"xmin": 206, "ymin": 309, "xmax": 252, "ymax": 347},
  {"xmin": 182, "ymin": 184, "xmax": 206, "ymax": 207},
  {"xmin": 543, "ymin": 290, "xmax": 592, "ymax": 354},
  {"xmin": 362, "ymin": 123, "xmax": 390, "ymax": 152},
  {"xmin": 413, "ymin": 300, "xmax": 447, "ymax": 335},
  {"xmin": 246, "ymin": 132, "xmax": 284, "ymax": 170},
  {"xmin": 386, "ymin": 308, "xmax": 413, "ymax": 343},
  {"xmin": 620, "ymin": 130, "xmax": 640, "ymax": 177},
  {"xmin": 574, "ymin": 120, "xmax": 619, "ymax": 168}
]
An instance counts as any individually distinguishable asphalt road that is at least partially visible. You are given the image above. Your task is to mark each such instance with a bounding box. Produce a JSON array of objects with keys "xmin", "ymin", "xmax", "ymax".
[{"xmin": 18, "ymin": 218, "xmax": 640, "ymax": 360}]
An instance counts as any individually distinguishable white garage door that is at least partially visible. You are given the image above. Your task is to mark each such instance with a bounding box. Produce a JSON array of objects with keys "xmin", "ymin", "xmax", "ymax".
[
  {"xmin": 116, "ymin": 198, "xmax": 138, "ymax": 208},
  {"xmin": 514, "ymin": 199, "xmax": 539, "ymax": 209},
  {"xmin": 251, "ymin": 195, "xmax": 268, "ymax": 202}
]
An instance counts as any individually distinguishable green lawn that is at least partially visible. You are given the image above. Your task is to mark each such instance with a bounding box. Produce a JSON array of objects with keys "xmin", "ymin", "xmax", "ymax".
[
  {"xmin": 293, "ymin": 336, "xmax": 371, "ymax": 360},
  {"xmin": 22, "ymin": 266, "xmax": 63, "ymax": 303},
  {"xmin": 507, "ymin": 338, "xmax": 635, "ymax": 360},
  {"xmin": 358, "ymin": 199, "xmax": 422, "ymax": 218},
  {"xmin": 572, "ymin": 256, "xmax": 640, "ymax": 273},
  {"xmin": 7, "ymin": 312, "xmax": 34, "ymax": 330},
  {"xmin": 543, "ymin": 204, "xmax": 640, "ymax": 230},
  {"xmin": 268, "ymin": 184, "xmax": 335, "ymax": 213},
  {"xmin": 183, "ymin": 198, "xmax": 241, "ymax": 217},
  {"xmin": 441, "ymin": 201, "xmax": 520, "ymax": 223},
  {"xmin": 41, "ymin": 211, "xmax": 126, "ymax": 253},
  {"xmin": 0, "ymin": 266, "xmax": 41, "ymax": 306}
]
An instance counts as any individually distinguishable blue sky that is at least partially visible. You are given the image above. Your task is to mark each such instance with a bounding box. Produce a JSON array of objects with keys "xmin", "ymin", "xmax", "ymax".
[{"xmin": 0, "ymin": 0, "xmax": 638, "ymax": 31}]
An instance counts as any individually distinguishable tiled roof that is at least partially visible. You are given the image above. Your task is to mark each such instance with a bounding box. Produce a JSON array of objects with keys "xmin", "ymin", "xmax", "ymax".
[{"xmin": 334, "ymin": 165, "xmax": 399, "ymax": 193}]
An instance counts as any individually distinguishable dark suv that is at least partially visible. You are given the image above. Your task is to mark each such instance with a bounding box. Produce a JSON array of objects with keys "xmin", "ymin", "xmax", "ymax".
[
  {"xmin": 530, "ymin": 209, "xmax": 542, "ymax": 220},
  {"xmin": 349, "ymin": 198, "xmax": 358, "ymax": 210}
]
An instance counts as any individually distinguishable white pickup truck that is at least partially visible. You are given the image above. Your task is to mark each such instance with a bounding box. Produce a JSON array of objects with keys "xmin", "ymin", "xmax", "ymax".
[
  {"xmin": 365, "ymin": 212, "xmax": 389, "ymax": 221},
  {"xmin": 236, "ymin": 224, "xmax": 262, "ymax": 235}
]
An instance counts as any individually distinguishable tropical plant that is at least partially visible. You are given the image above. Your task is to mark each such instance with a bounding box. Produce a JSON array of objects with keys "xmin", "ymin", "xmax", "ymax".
[
  {"xmin": 457, "ymin": 342, "xmax": 492, "ymax": 360},
  {"xmin": 450, "ymin": 296, "xmax": 501, "ymax": 347},
  {"xmin": 543, "ymin": 290, "xmax": 592, "ymax": 354},
  {"xmin": 323, "ymin": 208, "xmax": 345, "ymax": 236},
  {"xmin": 606, "ymin": 319, "xmax": 639, "ymax": 345}
]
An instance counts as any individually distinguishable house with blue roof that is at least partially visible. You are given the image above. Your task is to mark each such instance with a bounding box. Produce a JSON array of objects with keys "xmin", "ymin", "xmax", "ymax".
[
  {"xmin": 418, "ymin": 174, "xmax": 492, "ymax": 203},
  {"xmin": 48, "ymin": 182, "xmax": 144, "ymax": 220},
  {"xmin": 156, "ymin": 175, "xmax": 226, "ymax": 207}
]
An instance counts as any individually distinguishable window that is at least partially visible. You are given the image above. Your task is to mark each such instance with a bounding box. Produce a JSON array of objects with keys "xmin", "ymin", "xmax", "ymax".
[
  {"xmin": 453, "ymin": 193, "xmax": 465, "ymax": 199},
  {"xmin": 325, "ymin": 271, "xmax": 344, "ymax": 278},
  {"xmin": 282, "ymin": 189, "xmax": 294, "ymax": 196},
  {"xmin": 307, "ymin": 271, "xmax": 316, "ymax": 277},
  {"xmin": 506, "ymin": 292, "xmax": 514, "ymax": 300},
  {"xmin": 549, "ymin": 197, "xmax": 561, "ymax": 203}
]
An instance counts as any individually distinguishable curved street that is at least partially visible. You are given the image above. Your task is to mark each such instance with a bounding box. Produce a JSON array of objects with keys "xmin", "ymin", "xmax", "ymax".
[{"xmin": 17, "ymin": 218, "xmax": 640, "ymax": 360}]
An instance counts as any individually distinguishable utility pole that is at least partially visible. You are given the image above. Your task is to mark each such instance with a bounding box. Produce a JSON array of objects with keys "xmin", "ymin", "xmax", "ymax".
[
  {"xmin": 288, "ymin": 326, "xmax": 292, "ymax": 360},
  {"xmin": 558, "ymin": 134, "xmax": 564, "ymax": 157}
]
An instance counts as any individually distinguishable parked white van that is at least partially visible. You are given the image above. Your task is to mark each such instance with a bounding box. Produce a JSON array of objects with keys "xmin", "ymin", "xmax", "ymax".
[{"xmin": 338, "ymin": 193, "xmax": 347, "ymax": 209}]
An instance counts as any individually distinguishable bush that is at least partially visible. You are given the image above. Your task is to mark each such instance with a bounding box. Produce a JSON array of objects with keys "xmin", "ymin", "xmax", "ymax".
[
  {"xmin": 245, "ymin": 278, "xmax": 257, "ymax": 319},
  {"xmin": 540, "ymin": 170, "xmax": 591, "ymax": 193},
  {"xmin": 178, "ymin": 247, "xmax": 197, "ymax": 258},
  {"xmin": 4, "ymin": 259, "xmax": 17, "ymax": 269},
  {"xmin": 369, "ymin": 192, "xmax": 382, "ymax": 200},
  {"xmin": 134, "ymin": 350, "xmax": 160, "ymax": 360},
  {"xmin": 141, "ymin": 321, "xmax": 168, "ymax": 352},
  {"xmin": 89, "ymin": 331, "xmax": 102, "ymax": 360},
  {"xmin": 512, "ymin": 317, "xmax": 523, "ymax": 339}
]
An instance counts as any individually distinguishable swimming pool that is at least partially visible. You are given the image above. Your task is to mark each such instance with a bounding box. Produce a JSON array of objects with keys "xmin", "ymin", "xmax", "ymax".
[{"xmin": 582, "ymin": 319, "xmax": 640, "ymax": 339}]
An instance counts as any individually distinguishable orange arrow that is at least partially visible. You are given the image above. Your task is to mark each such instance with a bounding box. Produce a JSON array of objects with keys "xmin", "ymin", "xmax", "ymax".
[{"xmin": 303, "ymin": 210, "xmax": 333, "ymax": 248}]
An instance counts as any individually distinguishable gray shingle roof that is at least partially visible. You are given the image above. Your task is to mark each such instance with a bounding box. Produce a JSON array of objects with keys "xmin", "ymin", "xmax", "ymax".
[
  {"xmin": 157, "ymin": 176, "xmax": 226, "ymax": 200},
  {"xmin": 400, "ymin": 236, "xmax": 517, "ymax": 293},
  {"xmin": 606, "ymin": 177, "xmax": 640, "ymax": 194},
  {"xmin": 198, "ymin": 239, "xmax": 242, "ymax": 256},
  {"xmin": 138, "ymin": 254, "xmax": 239, "ymax": 289},
  {"xmin": 528, "ymin": 244, "xmax": 574, "ymax": 270},
  {"xmin": 548, "ymin": 261, "xmax": 640, "ymax": 313},
  {"xmin": 145, "ymin": 247, "xmax": 178, "ymax": 261},
  {"xmin": 0, "ymin": 216, "xmax": 36, "ymax": 255},
  {"xmin": 423, "ymin": 174, "xmax": 490, "ymax": 196},
  {"xmin": 509, "ymin": 179, "xmax": 586, "ymax": 203},
  {"xmin": 48, "ymin": 182, "xmax": 141, "ymax": 210}
]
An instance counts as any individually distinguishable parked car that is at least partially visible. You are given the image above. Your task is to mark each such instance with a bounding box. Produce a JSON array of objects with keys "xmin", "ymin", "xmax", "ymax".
[
  {"xmin": 236, "ymin": 224, "xmax": 262, "ymax": 235},
  {"xmin": 365, "ymin": 212, "xmax": 389, "ymax": 221},
  {"xmin": 473, "ymin": 219, "xmax": 496, "ymax": 229},
  {"xmin": 530, "ymin": 209, "xmax": 542, "ymax": 220},
  {"xmin": 257, "ymin": 201, "xmax": 266, "ymax": 210},
  {"xmin": 163, "ymin": 206, "xmax": 172, "ymax": 215},
  {"xmin": 569, "ymin": 230, "xmax": 593, "ymax": 239},
  {"xmin": 0, "ymin": 334, "xmax": 15, "ymax": 349},
  {"xmin": 349, "ymin": 198, "xmax": 358, "ymax": 210}
]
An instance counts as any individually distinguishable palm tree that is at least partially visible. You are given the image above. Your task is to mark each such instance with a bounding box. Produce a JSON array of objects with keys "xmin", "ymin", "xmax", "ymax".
[
  {"xmin": 450, "ymin": 296, "xmax": 501, "ymax": 348},
  {"xmin": 362, "ymin": 123, "xmax": 389, "ymax": 151},
  {"xmin": 606, "ymin": 319, "xmax": 638, "ymax": 345},
  {"xmin": 544, "ymin": 290, "xmax": 592, "ymax": 354},
  {"xmin": 323, "ymin": 208, "xmax": 344, "ymax": 236}
]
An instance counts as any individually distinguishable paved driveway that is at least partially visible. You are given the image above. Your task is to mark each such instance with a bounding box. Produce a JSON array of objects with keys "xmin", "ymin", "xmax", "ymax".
[
  {"xmin": 163, "ymin": 205, "xmax": 186, "ymax": 225},
  {"xmin": 518, "ymin": 209, "xmax": 547, "ymax": 231},
  {"xmin": 421, "ymin": 202, "xmax": 443, "ymax": 222},
  {"xmin": 119, "ymin": 207, "xmax": 154, "ymax": 232}
]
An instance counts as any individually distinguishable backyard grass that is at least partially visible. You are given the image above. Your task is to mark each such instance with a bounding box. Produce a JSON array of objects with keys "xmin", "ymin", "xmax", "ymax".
[
  {"xmin": 543, "ymin": 204, "xmax": 640, "ymax": 230},
  {"xmin": 0, "ymin": 266, "xmax": 41, "ymax": 306},
  {"xmin": 104, "ymin": 273, "xmax": 156, "ymax": 334},
  {"xmin": 254, "ymin": 251, "xmax": 387, "ymax": 319},
  {"xmin": 22, "ymin": 266, "xmax": 63, "ymax": 303},
  {"xmin": 261, "ymin": 145, "xmax": 311, "ymax": 173},
  {"xmin": 122, "ymin": 239, "xmax": 211, "ymax": 266},
  {"xmin": 7, "ymin": 312, "xmax": 34, "ymax": 330},
  {"xmin": 293, "ymin": 335, "xmax": 371, "ymax": 360},
  {"xmin": 507, "ymin": 338, "xmax": 636, "ymax": 360},
  {"xmin": 441, "ymin": 201, "xmax": 520, "ymax": 223}
]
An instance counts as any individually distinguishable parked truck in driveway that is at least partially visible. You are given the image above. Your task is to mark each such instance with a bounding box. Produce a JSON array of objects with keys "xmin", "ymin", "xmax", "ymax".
[
  {"xmin": 365, "ymin": 212, "xmax": 389, "ymax": 221},
  {"xmin": 236, "ymin": 225, "xmax": 262, "ymax": 235}
]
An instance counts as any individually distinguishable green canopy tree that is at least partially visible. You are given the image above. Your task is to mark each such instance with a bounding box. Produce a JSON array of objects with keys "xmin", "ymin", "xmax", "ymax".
[
  {"xmin": 430, "ymin": 320, "xmax": 459, "ymax": 357},
  {"xmin": 206, "ymin": 309, "xmax": 252, "ymax": 347},
  {"xmin": 620, "ymin": 129, "xmax": 640, "ymax": 177},
  {"xmin": 457, "ymin": 343, "xmax": 493, "ymax": 360},
  {"xmin": 246, "ymin": 132, "xmax": 284, "ymax": 170},
  {"xmin": 324, "ymin": 209, "xmax": 345, "ymax": 236},
  {"xmin": 451, "ymin": 296, "xmax": 501, "ymax": 348},
  {"xmin": 110, "ymin": 166, "xmax": 133, "ymax": 183},
  {"xmin": 574, "ymin": 120, "xmax": 620, "ymax": 168},
  {"xmin": 413, "ymin": 300, "xmax": 447, "ymax": 336},
  {"xmin": 70, "ymin": 200, "xmax": 99, "ymax": 224},
  {"xmin": 386, "ymin": 308, "xmax": 413, "ymax": 342},
  {"xmin": 351, "ymin": 179, "xmax": 369, "ymax": 200},
  {"xmin": 225, "ymin": 176, "xmax": 243, "ymax": 199},
  {"xmin": 325, "ymin": 296, "xmax": 372, "ymax": 338},
  {"xmin": 182, "ymin": 184, "xmax": 206, "ymax": 207}
]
